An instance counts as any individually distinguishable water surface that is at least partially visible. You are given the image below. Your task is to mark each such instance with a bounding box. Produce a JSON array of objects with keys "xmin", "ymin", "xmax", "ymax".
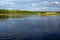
[{"xmin": 0, "ymin": 15, "xmax": 60, "ymax": 40}]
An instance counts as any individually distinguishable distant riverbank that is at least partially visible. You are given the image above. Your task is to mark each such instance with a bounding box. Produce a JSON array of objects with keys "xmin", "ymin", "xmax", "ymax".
[
  {"xmin": 0, "ymin": 13, "xmax": 60, "ymax": 19},
  {"xmin": 0, "ymin": 9, "xmax": 60, "ymax": 19}
]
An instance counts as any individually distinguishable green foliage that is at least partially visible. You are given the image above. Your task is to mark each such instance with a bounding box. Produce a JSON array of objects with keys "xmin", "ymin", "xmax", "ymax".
[
  {"xmin": 0, "ymin": 9, "xmax": 60, "ymax": 19},
  {"xmin": 0, "ymin": 9, "xmax": 10, "ymax": 14}
]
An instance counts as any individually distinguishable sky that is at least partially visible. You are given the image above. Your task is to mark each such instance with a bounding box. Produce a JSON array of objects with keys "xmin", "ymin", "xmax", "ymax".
[{"xmin": 0, "ymin": 0, "xmax": 60, "ymax": 11}]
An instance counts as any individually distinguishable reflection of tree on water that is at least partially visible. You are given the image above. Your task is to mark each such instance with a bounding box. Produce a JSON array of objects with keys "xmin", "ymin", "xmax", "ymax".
[{"xmin": 0, "ymin": 15, "xmax": 8, "ymax": 19}]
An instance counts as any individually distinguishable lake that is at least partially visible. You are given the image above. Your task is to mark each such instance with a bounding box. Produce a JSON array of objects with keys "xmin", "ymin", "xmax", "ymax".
[{"xmin": 0, "ymin": 15, "xmax": 60, "ymax": 40}]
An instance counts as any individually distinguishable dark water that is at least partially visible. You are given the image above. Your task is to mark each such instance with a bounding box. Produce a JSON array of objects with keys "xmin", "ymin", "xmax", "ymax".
[{"xmin": 0, "ymin": 15, "xmax": 60, "ymax": 40}]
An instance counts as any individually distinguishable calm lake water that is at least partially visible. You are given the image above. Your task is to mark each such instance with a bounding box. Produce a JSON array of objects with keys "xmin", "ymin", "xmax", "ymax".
[{"xmin": 0, "ymin": 15, "xmax": 60, "ymax": 40}]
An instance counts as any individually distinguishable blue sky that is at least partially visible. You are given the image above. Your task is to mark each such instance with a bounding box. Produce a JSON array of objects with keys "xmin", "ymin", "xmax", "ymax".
[{"xmin": 0, "ymin": 0, "xmax": 60, "ymax": 11}]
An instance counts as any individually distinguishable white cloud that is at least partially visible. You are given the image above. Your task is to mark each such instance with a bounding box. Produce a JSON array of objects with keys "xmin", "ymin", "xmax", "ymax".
[
  {"xmin": 24, "ymin": 0, "xmax": 32, "ymax": 1},
  {"xmin": 27, "ymin": 7, "xmax": 48, "ymax": 11},
  {"xmin": 0, "ymin": 0, "xmax": 60, "ymax": 11},
  {"xmin": 31, "ymin": 3, "xmax": 38, "ymax": 7},
  {"xmin": 52, "ymin": 1, "xmax": 60, "ymax": 4},
  {"xmin": 24, "ymin": 3, "xmax": 39, "ymax": 8},
  {"xmin": 0, "ymin": 0, "xmax": 15, "ymax": 6},
  {"xmin": 31, "ymin": 3, "xmax": 37, "ymax": 6},
  {"xmin": 42, "ymin": 1, "xmax": 51, "ymax": 6},
  {"xmin": 42, "ymin": 1, "xmax": 48, "ymax": 4},
  {"xmin": 41, "ymin": 1, "xmax": 60, "ymax": 6}
]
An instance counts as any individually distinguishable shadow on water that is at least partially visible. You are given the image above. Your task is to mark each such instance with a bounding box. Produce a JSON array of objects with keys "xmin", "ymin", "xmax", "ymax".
[{"xmin": 0, "ymin": 15, "xmax": 60, "ymax": 40}]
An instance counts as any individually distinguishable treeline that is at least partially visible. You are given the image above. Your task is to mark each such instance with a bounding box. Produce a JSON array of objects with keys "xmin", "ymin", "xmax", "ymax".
[
  {"xmin": 0, "ymin": 9, "xmax": 60, "ymax": 14},
  {"xmin": 0, "ymin": 9, "xmax": 37, "ymax": 14},
  {"xmin": 0, "ymin": 9, "xmax": 60, "ymax": 19}
]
